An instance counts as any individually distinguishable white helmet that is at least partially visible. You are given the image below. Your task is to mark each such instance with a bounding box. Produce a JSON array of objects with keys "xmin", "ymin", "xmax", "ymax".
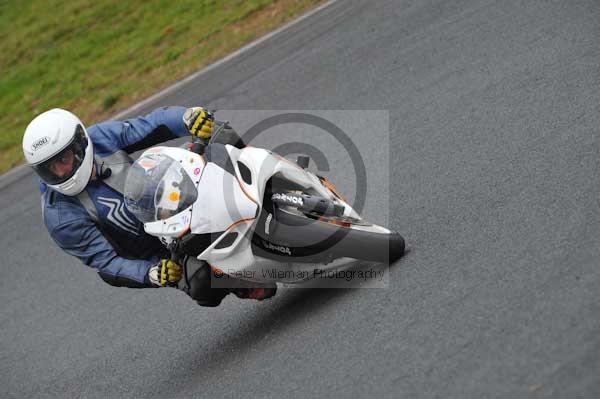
[{"xmin": 22, "ymin": 108, "xmax": 94, "ymax": 196}]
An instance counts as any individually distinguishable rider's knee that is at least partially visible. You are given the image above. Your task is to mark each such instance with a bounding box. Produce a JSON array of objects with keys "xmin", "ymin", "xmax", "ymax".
[{"xmin": 185, "ymin": 260, "xmax": 230, "ymax": 307}]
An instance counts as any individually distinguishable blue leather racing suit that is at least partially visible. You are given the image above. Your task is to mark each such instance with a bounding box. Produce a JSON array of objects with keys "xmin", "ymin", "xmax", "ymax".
[{"xmin": 41, "ymin": 106, "xmax": 189, "ymax": 287}]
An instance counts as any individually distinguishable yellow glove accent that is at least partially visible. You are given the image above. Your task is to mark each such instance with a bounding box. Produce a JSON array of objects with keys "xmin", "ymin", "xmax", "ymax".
[
  {"xmin": 159, "ymin": 259, "xmax": 182, "ymax": 286},
  {"xmin": 186, "ymin": 107, "xmax": 215, "ymax": 139}
]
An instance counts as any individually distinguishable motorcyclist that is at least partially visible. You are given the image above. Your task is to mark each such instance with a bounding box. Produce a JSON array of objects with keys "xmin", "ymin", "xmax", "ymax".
[{"xmin": 22, "ymin": 106, "xmax": 275, "ymax": 306}]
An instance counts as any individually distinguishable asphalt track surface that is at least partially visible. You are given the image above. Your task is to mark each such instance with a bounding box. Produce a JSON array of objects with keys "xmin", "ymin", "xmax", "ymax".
[{"xmin": 2, "ymin": 0, "xmax": 599, "ymax": 398}]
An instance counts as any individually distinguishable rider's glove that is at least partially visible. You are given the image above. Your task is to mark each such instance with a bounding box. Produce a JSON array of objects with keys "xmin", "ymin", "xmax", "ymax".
[
  {"xmin": 183, "ymin": 107, "xmax": 215, "ymax": 140},
  {"xmin": 147, "ymin": 259, "xmax": 183, "ymax": 287}
]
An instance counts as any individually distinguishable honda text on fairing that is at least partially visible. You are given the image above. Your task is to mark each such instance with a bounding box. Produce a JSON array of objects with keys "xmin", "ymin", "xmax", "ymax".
[{"xmin": 123, "ymin": 130, "xmax": 405, "ymax": 286}]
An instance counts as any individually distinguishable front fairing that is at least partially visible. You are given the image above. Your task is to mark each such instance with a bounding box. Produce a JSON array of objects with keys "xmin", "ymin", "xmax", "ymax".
[
  {"xmin": 189, "ymin": 161, "xmax": 258, "ymax": 235},
  {"xmin": 129, "ymin": 147, "xmax": 205, "ymax": 239}
]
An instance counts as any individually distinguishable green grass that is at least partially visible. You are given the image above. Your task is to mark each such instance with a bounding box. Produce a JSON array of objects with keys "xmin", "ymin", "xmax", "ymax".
[{"xmin": 0, "ymin": 0, "xmax": 324, "ymax": 173}]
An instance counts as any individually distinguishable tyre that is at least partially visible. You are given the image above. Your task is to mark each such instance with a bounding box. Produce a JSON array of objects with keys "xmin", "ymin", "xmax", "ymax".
[{"xmin": 253, "ymin": 207, "xmax": 405, "ymax": 264}]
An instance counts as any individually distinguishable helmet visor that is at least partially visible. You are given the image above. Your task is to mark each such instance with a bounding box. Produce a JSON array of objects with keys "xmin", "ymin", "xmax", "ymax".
[
  {"xmin": 32, "ymin": 124, "xmax": 88, "ymax": 185},
  {"xmin": 124, "ymin": 153, "xmax": 198, "ymax": 223}
]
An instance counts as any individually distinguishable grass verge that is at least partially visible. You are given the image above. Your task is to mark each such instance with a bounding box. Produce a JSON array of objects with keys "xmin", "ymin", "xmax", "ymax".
[{"xmin": 0, "ymin": 0, "xmax": 326, "ymax": 174}]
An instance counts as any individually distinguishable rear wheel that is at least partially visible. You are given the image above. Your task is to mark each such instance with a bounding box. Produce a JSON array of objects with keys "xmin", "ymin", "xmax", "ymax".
[{"xmin": 253, "ymin": 206, "xmax": 405, "ymax": 264}]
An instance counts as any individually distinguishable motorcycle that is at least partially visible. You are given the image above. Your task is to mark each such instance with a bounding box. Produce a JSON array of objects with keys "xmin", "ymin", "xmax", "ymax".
[{"xmin": 123, "ymin": 125, "xmax": 405, "ymax": 287}]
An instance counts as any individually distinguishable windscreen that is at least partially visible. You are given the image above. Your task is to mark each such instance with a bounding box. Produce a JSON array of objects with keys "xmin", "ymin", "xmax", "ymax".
[{"xmin": 124, "ymin": 152, "xmax": 198, "ymax": 223}]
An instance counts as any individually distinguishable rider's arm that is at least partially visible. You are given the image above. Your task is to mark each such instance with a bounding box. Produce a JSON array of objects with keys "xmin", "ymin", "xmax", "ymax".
[
  {"xmin": 47, "ymin": 213, "xmax": 157, "ymax": 288},
  {"xmin": 90, "ymin": 106, "xmax": 190, "ymax": 155}
]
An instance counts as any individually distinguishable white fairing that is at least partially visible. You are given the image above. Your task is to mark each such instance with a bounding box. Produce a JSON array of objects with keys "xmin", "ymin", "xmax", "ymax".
[
  {"xmin": 190, "ymin": 162, "xmax": 258, "ymax": 234},
  {"xmin": 195, "ymin": 145, "xmax": 357, "ymax": 276},
  {"xmin": 140, "ymin": 143, "xmax": 364, "ymax": 283}
]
